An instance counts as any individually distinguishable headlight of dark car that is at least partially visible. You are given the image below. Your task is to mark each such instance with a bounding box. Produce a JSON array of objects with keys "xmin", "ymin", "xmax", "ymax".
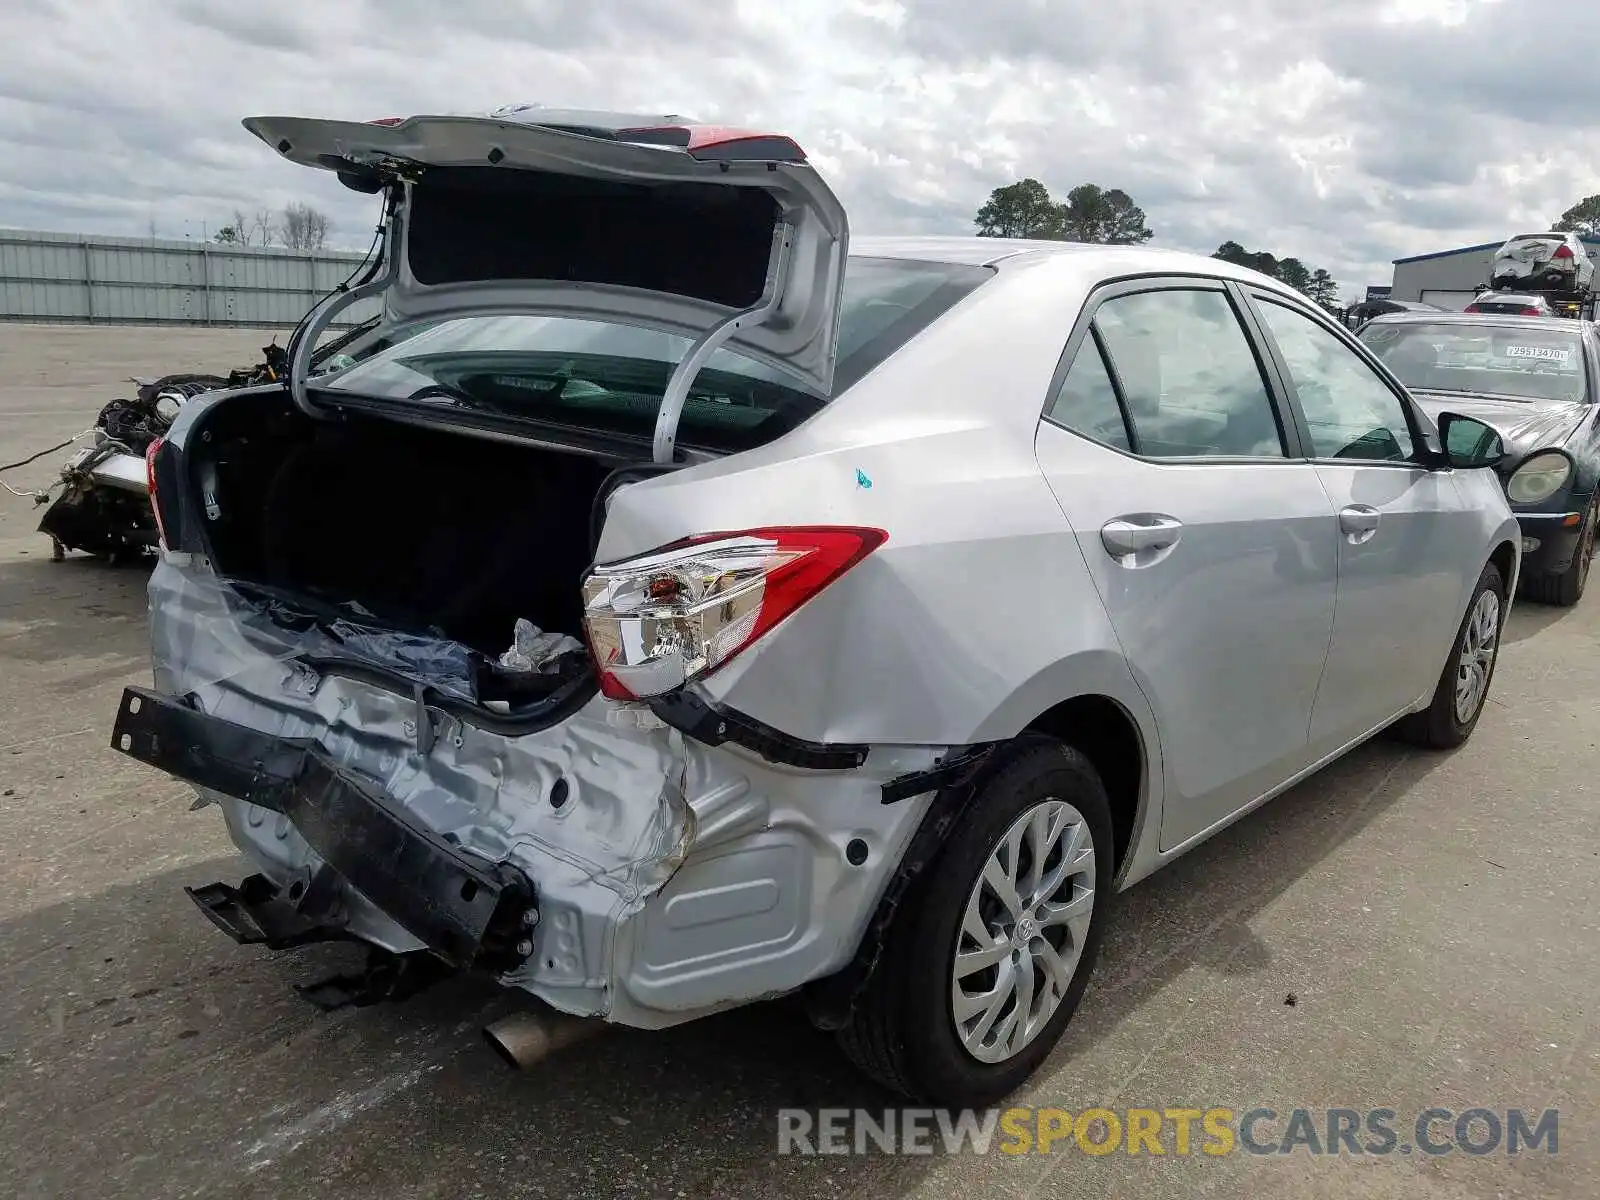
[{"xmin": 1505, "ymin": 450, "xmax": 1574, "ymax": 505}]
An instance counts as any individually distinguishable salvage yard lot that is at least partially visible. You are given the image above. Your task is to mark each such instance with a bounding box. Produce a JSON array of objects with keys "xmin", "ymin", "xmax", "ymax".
[{"xmin": 2, "ymin": 323, "xmax": 1598, "ymax": 1199}]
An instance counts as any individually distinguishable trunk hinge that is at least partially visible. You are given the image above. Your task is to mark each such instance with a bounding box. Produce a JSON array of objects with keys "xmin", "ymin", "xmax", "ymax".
[
  {"xmin": 287, "ymin": 190, "xmax": 405, "ymax": 421},
  {"xmin": 651, "ymin": 220, "xmax": 795, "ymax": 464}
]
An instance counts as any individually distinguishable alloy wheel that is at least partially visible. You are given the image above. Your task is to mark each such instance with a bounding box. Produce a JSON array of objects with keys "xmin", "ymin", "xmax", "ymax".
[
  {"xmin": 951, "ymin": 799, "xmax": 1096, "ymax": 1064},
  {"xmin": 1454, "ymin": 588, "xmax": 1501, "ymax": 724}
]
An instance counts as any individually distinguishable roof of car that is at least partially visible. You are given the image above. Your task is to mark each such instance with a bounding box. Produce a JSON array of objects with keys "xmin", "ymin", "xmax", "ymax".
[
  {"xmin": 848, "ymin": 235, "xmax": 1102, "ymax": 266},
  {"xmin": 848, "ymin": 236, "xmax": 1283, "ymax": 283}
]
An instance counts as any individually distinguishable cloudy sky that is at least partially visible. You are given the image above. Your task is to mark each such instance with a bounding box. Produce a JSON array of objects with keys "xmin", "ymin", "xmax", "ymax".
[{"xmin": 2, "ymin": 0, "xmax": 1597, "ymax": 299}]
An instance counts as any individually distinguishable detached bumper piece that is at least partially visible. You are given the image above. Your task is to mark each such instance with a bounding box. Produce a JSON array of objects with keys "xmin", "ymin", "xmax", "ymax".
[
  {"xmin": 185, "ymin": 874, "xmax": 343, "ymax": 951},
  {"xmin": 111, "ymin": 686, "xmax": 535, "ymax": 972}
]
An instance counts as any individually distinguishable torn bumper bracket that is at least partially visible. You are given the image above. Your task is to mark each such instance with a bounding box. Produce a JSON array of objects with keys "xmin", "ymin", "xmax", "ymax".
[
  {"xmin": 807, "ymin": 741, "xmax": 1001, "ymax": 1030},
  {"xmin": 186, "ymin": 873, "xmax": 346, "ymax": 951},
  {"xmin": 111, "ymin": 686, "xmax": 535, "ymax": 972},
  {"xmin": 647, "ymin": 688, "xmax": 870, "ymax": 771},
  {"xmin": 879, "ymin": 742, "xmax": 997, "ymax": 805}
]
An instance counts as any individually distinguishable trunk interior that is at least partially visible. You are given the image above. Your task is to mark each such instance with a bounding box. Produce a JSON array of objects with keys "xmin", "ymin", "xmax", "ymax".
[{"xmin": 187, "ymin": 391, "xmax": 650, "ymax": 711}]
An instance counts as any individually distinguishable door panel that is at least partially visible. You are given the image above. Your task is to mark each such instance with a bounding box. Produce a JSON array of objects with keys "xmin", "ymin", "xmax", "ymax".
[
  {"xmin": 1037, "ymin": 427, "xmax": 1340, "ymax": 849},
  {"xmin": 1034, "ymin": 283, "xmax": 1339, "ymax": 850},
  {"xmin": 1307, "ymin": 463, "xmax": 1472, "ymax": 749},
  {"xmin": 1247, "ymin": 296, "xmax": 1478, "ymax": 749}
]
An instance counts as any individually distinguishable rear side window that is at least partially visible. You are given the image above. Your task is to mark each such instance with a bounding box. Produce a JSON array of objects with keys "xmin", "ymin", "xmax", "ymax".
[
  {"xmin": 1045, "ymin": 334, "xmax": 1132, "ymax": 450},
  {"xmin": 1092, "ymin": 289, "xmax": 1286, "ymax": 459}
]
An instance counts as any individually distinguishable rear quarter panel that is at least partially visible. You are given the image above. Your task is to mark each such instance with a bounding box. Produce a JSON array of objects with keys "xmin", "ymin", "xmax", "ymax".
[{"xmin": 596, "ymin": 255, "xmax": 1161, "ymax": 751}]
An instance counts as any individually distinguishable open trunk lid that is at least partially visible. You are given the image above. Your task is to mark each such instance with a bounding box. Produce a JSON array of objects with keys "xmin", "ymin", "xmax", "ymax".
[{"xmin": 242, "ymin": 109, "xmax": 850, "ymax": 418}]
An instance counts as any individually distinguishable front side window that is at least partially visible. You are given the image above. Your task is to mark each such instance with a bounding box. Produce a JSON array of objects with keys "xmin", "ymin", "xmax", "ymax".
[
  {"xmin": 1092, "ymin": 288, "xmax": 1285, "ymax": 459},
  {"xmin": 1256, "ymin": 300, "xmax": 1418, "ymax": 462}
]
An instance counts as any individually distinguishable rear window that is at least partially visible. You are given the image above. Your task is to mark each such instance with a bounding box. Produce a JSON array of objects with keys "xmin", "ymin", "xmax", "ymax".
[
  {"xmin": 317, "ymin": 256, "xmax": 991, "ymax": 453},
  {"xmin": 1360, "ymin": 321, "xmax": 1588, "ymax": 404}
]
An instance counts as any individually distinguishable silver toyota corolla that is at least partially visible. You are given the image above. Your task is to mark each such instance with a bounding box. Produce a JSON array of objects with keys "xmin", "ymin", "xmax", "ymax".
[{"xmin": 113, "ymin": 107, "xmax": 1521, "ymax": 1106}]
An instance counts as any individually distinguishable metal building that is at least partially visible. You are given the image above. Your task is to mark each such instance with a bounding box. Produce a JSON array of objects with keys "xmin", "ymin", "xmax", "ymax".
[
  {"xmin": 1390, "ymin": 235, "xmax": 1600, "ymax": 310},
  {"xmin": 0, "ymin": 229, "xmax": 379, "ymax": 327}
]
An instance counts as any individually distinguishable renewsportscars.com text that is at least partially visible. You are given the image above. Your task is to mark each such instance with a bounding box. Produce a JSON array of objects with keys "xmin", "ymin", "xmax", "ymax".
[{"xmin": 776, "ymin": 1106, "xmax": 1559, "ymax": 1158}]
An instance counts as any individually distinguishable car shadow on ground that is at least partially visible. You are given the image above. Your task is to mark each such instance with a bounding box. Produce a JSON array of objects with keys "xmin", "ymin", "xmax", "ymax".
[
  {"xmin": 1501, "ymin": 594, "xmax": 1590, "ymax": 645},
  {"xmin": 0, "ymin": 554, "xmax": 1456, "ymax": 1198}
]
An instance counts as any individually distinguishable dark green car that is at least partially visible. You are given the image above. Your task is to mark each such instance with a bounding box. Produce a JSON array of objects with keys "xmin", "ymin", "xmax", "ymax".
[{"xmin": 1360, "ymin": 311, "xmax": 1600, "ymax": 605}]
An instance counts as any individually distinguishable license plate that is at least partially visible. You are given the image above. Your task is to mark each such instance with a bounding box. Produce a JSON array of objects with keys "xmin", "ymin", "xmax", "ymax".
[{"xmin": 1504, "ymin": 345, "xmax": 1571, "ymax": 362}]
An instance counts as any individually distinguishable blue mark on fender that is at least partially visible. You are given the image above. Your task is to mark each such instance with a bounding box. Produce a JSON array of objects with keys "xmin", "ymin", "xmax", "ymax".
[{"xmin": 855, "ymin": 468, "xmax": 873, "ymax": 489}]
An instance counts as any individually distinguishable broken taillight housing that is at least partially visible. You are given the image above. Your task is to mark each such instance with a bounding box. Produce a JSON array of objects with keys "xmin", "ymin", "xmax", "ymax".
[
  {"xmin": 580, "ymin": 527, "xmax": 887, "ymax": 700},
  {"xmin": 145, "ymin": 436, "xmax": 167, "ymax": 550}
]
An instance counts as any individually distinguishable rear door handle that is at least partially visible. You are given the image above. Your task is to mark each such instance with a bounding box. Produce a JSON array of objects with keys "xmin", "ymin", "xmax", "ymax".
[
  {"xmin": 1338, "ymin": 504, "xmax": 1382, "ymax": 542},
  {"xmin": 1101, "ymin": 515, "xmax": 1184, "ymax": 558}
]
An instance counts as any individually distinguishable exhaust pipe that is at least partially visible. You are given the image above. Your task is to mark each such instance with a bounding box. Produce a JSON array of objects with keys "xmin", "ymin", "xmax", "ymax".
[{"xmin": 484, "ymin": 1008, "xmax": 603, "ymax": 1070}]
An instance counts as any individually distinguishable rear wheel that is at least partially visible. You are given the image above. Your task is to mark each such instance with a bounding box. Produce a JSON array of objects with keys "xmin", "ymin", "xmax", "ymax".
[
  {"xmin": 1396, "ymin": 562, "xmax": 1505, "ymax": 749},
  {"xmin": 1522, "ymin": 498, "xmax": 1596, "ymax": 607},
  {"xmin": 836, "ymin": 737, "xmax": 1113, "ymax": 1106}
]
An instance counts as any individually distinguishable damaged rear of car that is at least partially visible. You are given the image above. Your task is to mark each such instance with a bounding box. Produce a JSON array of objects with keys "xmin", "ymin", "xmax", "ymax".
[{"xmin": 112, "ymin": 108, "xmax": 994, "ymax": 1059}]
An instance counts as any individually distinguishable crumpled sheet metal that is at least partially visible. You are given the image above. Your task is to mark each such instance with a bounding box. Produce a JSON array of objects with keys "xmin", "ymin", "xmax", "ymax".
[
  {"xmin": 150, "ymin": 555, "xmax": 691, "ymax": 1013},
  {"xmin": 148, "ymin": 554, "xmax": 949, "ymax": 1026},
  {"xmin": 152, "ymin": 555, "xmax": 484, "ymax": 703}
]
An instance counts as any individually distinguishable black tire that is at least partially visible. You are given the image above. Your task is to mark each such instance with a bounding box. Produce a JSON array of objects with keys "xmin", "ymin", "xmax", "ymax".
[
  {"xmin": 836, "ymin": 736, "xmax": 1115, "ymax": 1106},
  {"xmin": 1396, "ymin": 561, "xmax": 1505, "ymax": 749},
  {"xmin": 1521, "ymin": 498, "xmax": 1597, "ymax": 607}
]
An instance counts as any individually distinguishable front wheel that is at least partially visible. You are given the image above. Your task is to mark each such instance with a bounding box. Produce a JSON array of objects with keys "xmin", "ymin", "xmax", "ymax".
[
  {"xmin": 836, "ymin": 737, "xmax": 1114, "ymax": 1106},
  {"xmin": 1396, "ymin": 562, "xmax": 1505, "ymax": 749}
]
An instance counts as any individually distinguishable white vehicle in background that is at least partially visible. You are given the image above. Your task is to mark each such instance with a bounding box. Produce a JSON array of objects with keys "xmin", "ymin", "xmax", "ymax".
[{"xmin": 1489, "ymin": 231, "xmax": 1595, "ymax": 296}]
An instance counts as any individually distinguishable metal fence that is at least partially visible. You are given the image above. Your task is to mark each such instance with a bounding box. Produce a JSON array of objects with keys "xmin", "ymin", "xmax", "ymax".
[{"xmin": 0, "ymin": 229, "xmax": 382, "ymax": 328}]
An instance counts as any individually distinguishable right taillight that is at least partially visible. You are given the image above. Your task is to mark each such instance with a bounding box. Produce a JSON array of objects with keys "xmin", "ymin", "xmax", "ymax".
[
  {"xmin": 580, "ymin": 526, "xmax": 887, "ymax": 701},
  {"xmin": 1554, "ymin": 244, "xmax": 1575, "ymax": 260},
  {"xmin": 1520, "ymin": 305, "xmax": 1543, "ymax": 316},
  {"xmin": 145, "ymin": 437, "xmax": 168, "ymax": 550}
]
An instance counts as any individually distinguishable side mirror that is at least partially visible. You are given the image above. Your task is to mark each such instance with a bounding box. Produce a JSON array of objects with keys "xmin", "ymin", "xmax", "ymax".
[{"xmin": 1437, "ymin": 411, "xmax": 1505, "ymax": 470}]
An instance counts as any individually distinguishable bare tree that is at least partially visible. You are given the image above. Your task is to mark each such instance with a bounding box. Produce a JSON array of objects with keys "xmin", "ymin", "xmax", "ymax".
[
  {"xmin": 251, "ymin": 209, "xmax": 279, "ymax": 248},
  {"xmin": 279, "ymin": 202, "xmax": 330, "ymax": 251},
  {"xmin": 214, "ymin": 208, "xmax": 255, "ymax": 245}
]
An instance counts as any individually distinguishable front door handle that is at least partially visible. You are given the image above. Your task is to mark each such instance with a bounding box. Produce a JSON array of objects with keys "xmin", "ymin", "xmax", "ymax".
[
  {"xmin": 1338, "ymin": 504, "xmax": 1382, "ymax": 542},
  {"xmin": 1101, "ymin": 515, "xmax": 1184, "ymax": 558}
]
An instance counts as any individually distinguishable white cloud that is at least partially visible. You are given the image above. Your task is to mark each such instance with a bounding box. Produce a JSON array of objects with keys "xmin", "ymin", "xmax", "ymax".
[{"xmin": 0, "ymin": 0, "xmax": 1597, "ymax": 299}]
